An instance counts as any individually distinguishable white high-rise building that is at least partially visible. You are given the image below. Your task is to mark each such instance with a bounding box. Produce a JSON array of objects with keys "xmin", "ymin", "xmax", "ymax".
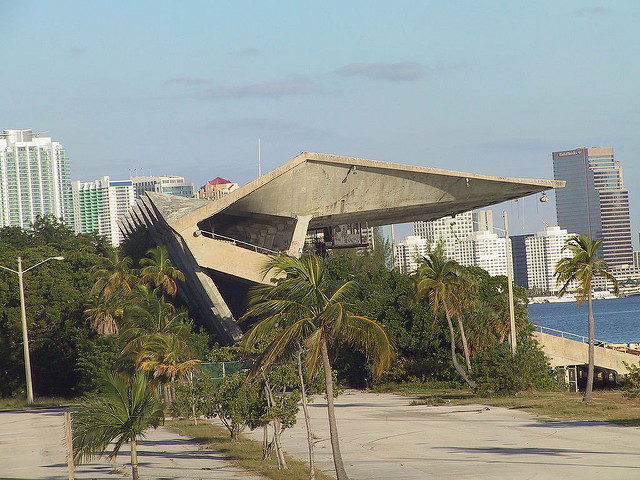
[
  {"xmin": 413, "ymin": 211, "xmax": 473, "ymax": 259},
  {"xmin": 131, "ymin": 175, "xmax": 194, "ymax": 199},
  {"xmin": 455, "ymin": 230, "xmax": 511, "ymax": 277},
  {"xmin": 394, "ymin": 235, "xmax": 429, "ymax": 274},
  {"xmin": 525, "ymin": 226, "xmax": 573, "ymax": 293},
  {"xmin": 72, "ymin": 176, "xmax": 135, "ymax": 246},
  {"xmin": 0, "ymin": 129, "xmax": 73, "ymax": 228}
]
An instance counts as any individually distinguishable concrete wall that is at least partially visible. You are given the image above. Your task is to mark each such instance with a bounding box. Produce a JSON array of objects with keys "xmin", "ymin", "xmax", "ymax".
[{"xmin": 534, "ymin": 331, "xmax": 640, "ymax": 375}]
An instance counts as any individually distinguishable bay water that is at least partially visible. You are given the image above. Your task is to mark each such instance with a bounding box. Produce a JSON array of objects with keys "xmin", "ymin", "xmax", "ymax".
[{"xmin": 528, "ymin": 295, "xmax": 640, "ymax": 344}]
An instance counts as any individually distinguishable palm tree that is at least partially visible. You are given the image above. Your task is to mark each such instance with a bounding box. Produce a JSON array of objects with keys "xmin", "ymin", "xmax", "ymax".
[
  {"xmin": 90, "ymin": 251, "xmax": 137, "ymax": 300},
  {"xmin": 242, "ymin": 254, "xmax": 393, "ymax": 480},
  {"xmin": 555, "ymin": 235, "xmax": 619, "ymax": 403},
  {"xmin": 85, "ymin": 293, "xmax": 127, "ymax": 335},
  {"xmin": 136, "ymin": 333, "xmax": 201, "ymax": 402},
  {"xmin": 140, "ymin": 246, "xmax": 185, "ymax": 297},
  {"xmin": 72, "ymin": 372, "xmax": 164, "ymax": 480},
  {"xmin": 413, "ymin": 250, "xmax": 476, "ymax": 389}
]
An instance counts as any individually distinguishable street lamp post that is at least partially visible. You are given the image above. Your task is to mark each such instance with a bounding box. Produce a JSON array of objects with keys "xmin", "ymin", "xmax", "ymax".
[{"xmin": 0, "ymin": 256, "xmax": 65, "ymax": 404}]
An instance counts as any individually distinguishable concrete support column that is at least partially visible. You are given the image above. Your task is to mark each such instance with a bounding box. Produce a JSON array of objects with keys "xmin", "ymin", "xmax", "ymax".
[{"xmin": 287, "ymin": 215, "xmax": 312, "ymax": 257}]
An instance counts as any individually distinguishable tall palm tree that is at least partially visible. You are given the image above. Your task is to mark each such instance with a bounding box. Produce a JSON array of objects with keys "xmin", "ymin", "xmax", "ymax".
[
  {"xmin": 413, "ymin": 250, "xmax": 476, "ymax": 389},
  {"xmin": 555, "ymin": 235, "xmax": 619, "ymax": 403},
  {"xmin": 85, "ymin": 292, "xmax": 128, "ymax": 336},
  {"xmin": 242, "ymin": 254, "xmax": 393, "ymax": 480},
  {"xmin": 140, "ymin": 246, "xmax": 185, "ymax": 297},
  {"xmin": 136, "ymin": 333, "xmax": 201, "ymax": 402},
  {"xmin": 90, "ymin": 251, "xmax": 138, "ymax": 300},
  {"xmin": 72, "ymin": 372, "xmax": 164, "ymax": 480}
]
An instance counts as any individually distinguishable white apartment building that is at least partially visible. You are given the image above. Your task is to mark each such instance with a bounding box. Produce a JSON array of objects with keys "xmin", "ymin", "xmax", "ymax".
[
  {"xmin": 394, "ymin": 235, "xmax": 429, "ymax": 274},
  {"xmin": 525, "ymin": 226, "xmax": 573, "ymax": 293},
  {"xmin": 413, "ymin": 211, "xmax": 474, "ymax": 259},
  {"xmin": 0, "ymin": 129, "xmax": 73, "ymax": 228},
  {"xmin": 455, "ymin": 230, "xmax": 511, "ymax": 277},
  {"xmin": 72, "ymin": 176, "xmax": 136, "ymax": 246}
]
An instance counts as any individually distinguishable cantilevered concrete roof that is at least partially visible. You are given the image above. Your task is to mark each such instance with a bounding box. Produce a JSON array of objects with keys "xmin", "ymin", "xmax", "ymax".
[
  {"xmin": 121, "ymin": 151, "xmax": 563, "ymax": 344},
  {"xmin": 151, "ymin": 152, "xmax": 563, "ymax": 234}
]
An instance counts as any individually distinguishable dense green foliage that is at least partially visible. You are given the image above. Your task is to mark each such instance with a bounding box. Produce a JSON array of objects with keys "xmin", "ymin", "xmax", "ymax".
[
  {"xmin": 0, "ymin": 217, "xmax": 209, "ymax": 398},
  {"xmin": 326, "ymin": 236, "xmax": 555, "ymax": 394}
]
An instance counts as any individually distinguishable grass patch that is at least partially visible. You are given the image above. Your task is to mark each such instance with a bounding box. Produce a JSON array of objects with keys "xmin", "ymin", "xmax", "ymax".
[
  {"xmin": 168, "ymin": 419, "xmax": 335, "ymax": 480},
  {"xmin": 0, "ymin": 396, "xmax": 71, "ymax": 411},
  {"xmin": 375, "ymin": 381, "xmax": 640, "ymax": 426}
]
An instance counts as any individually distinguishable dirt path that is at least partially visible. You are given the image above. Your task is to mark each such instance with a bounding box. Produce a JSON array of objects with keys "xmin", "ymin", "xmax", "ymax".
[{"xmin": 0, "ymin": 408, "xmax": 262, "ymax": 479}]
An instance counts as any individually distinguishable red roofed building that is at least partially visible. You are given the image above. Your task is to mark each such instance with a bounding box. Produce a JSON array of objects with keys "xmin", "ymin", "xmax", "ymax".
[{"xmin": 195, "ymin": 177, "xmax": 239, "ymax": 201}]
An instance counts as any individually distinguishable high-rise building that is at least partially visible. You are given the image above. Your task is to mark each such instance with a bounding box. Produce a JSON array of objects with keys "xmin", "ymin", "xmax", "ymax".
[
  {"xmin": 510, "ymin": 234, "xmax": 530, "ymax": 289},
  {"xmin": 394, "ymin": 235, "xmax": 429, "ymax": 274},
  {"xmin": 195, "ymin": 177, "xmax": 239, "ymax": 200},
  {"xmin": 455, "ymin": 230, "xmax": 511, "ymax": 277},
  {"xmin": 553, "ymin": 147, "xmax": 633, "ymax": 268},
  {"xmin": 131, "ymin": 175, "xmax": 194, "ymax": 198},
  {"xmin": 0, "ymin": 129, "xmax": 73, "ymax": 228},
  {"xmin": 72, "ymin": 176, "xmax": 135, "ymax": 246},
  {"xmin": 525, "ymin": 226, "xmax": 573, "ymax": 294},
  {"xmin": 413, "ymin": 211, "xmax": 474, "ymax": 259}
]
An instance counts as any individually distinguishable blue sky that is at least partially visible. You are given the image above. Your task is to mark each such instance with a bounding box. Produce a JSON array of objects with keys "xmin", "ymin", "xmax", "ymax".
[{"xmin": 2, "ymin": 1, "xmax": 639, "ymax": 240}]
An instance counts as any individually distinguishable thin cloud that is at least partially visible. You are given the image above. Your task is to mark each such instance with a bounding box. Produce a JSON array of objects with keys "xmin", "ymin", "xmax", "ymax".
[
  {"xmin": 164, "ymin": 77, "xmax": 212, "ymax": 86},
  {"xmin": 568, "ymin": 6, "xmax": 611, "ymax": 16},
  {"xmin": 333, "ymin": 62, "xmax": 432, "ymax": 81},
  {"xmin": 237, "ymin": 47, "xmax": 259, "ymax": 56},
  {"xmin": 194, "ymin": 75, "xmax": 324, "ymax": 99},
  {"xmin": 69, "ymin": 47, "xmax": 86, "ymax": 55},
  {"xmin": 207, "ymin": 117, "xmax": 334, "ymax": 139}
]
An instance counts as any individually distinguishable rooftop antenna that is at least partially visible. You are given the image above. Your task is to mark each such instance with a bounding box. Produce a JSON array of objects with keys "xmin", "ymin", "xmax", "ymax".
[{"xmin": 258, "ymin": 138, "xmax": 262, "ymax": 177}]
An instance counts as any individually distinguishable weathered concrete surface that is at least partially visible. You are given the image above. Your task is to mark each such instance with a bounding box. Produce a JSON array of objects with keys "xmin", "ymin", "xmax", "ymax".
[
  {"xmin": 0, "ymin": 408, "xmax": 262, "ymax": 479},
  {"xmin": 534, "ymin": 331, "xmax": 640, "ymax": 374},
  {"xmin": 246, "ymin": 390, "xmax": 640, "ymax": 480}
]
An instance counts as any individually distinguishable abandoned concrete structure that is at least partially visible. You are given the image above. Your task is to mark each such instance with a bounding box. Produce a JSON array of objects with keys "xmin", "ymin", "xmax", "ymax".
[{"xmin": 119, "ymin": 152, "xmax": 563, "ymax": 344}]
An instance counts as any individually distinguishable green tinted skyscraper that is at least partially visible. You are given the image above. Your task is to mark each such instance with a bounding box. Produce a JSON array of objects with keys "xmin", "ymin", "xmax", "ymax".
[{"xmin": 0, "ymin": 129, "xmax": 73, "ymax": 228}]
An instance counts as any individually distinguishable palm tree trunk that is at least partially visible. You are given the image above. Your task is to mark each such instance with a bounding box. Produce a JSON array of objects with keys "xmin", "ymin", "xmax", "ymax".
[
  {"xmin": 298, "ymin": 347, "xmax": 316, "ymax": 480},
  {"xmin": 320, "ymin": 340, "xmax": 348, "ymax": 480},
  {"xmin": 444, "ymin": 303, "xmax": 476, "ymax": 389},
  {"xmin": 456, "ymin": 313, "xmax": 472, "ymax": 372},
  {"xmin": 584, "ymin": 288, "xmax": 595, "ymax": 403},
  {"xmin": 130, "ymin": 439, "xmax": 139, "ymax": 480},
  {"xmin": 264, "ymin": 379, "xmax": 287, "ymax": 468}
]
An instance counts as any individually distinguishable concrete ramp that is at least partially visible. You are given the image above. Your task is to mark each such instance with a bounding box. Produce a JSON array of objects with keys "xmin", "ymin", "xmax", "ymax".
[{"xmin": 534, "ymin": 328, "xmax": 640, "ymax": 375}]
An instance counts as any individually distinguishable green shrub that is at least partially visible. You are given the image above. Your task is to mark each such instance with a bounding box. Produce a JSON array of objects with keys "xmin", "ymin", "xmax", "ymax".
[
  {"xmin": 622, "ymin": 361, "xmax": 640, "ymax": 397},
  {"xmin": 471, "ymin": 333, "xmax": 563, "ymax": 395}
]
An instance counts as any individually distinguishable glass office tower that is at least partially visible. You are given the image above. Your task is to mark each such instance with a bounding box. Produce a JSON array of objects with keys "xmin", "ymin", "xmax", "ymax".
[{"xmin": 553, "ymin": 147, "xmax": 633, "ymax": 268}]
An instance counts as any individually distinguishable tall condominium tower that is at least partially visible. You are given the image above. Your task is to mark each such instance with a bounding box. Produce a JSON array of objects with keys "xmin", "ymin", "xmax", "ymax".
[
  {"xmin": 131, "ymin": 175, "xmax": 194, "ymax": 198},
  {"xmin": 72, "ymin": 176, "xmax": 135, "ymax": 246},
  {"xmin": 394, "ymin": 235, "xmax": 429, "ymax": 274},
  {"xmin": 413, "ymin": 211, "xmax": 474, "ymax": 259},
  {"xmin": 525, "ymin": 226, "xmax": 574, "ymax": 294},
  {"xmin": 0, "ymin": 129, "xmax": 73, "ymax": 228},
  {"xmin": 455, "ymin": 230, "xmax": 511, "ymax": 277},
  {"xmin": 553, "ymin": 147, "xmax": 633, "ymax": 268}
]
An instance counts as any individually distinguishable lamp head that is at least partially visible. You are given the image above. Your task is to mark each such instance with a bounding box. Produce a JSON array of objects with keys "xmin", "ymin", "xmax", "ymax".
[
  {"xmin": 53, "ymin": 256, "xmax": 65, "ymax": 261},
  {"xmin": 539, "ymin": 192, "xmax": 549, "ymax": 203},
  {"xmin": 193, "ymin": 229, "xmax": 202, "ymax": 237}
]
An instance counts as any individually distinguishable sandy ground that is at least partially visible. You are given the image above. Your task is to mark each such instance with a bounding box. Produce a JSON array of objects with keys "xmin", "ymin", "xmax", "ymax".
[
  {"xmin": 245, "ymin": 390, "xmax": 640, "ymax": 480},
  {"xmin": 0, "ymin": 407, "xmax": 261, "ymax": 479},
  {"xmin": 5, "ymin": 392, "xmax": 640, "ymax": 480}
]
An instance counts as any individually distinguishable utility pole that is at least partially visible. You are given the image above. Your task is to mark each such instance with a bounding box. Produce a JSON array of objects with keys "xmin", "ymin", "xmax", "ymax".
[
  {"xmin": 0, "ymin": 255, "xmax": 65, "ymax": 405},
  {"xmin": 503, "ymin": 211, "xmax": 517, "ymax": 355},
  {"xmin": 17, "ymin": 257, "xmax": 34, "ymax": 404}
]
